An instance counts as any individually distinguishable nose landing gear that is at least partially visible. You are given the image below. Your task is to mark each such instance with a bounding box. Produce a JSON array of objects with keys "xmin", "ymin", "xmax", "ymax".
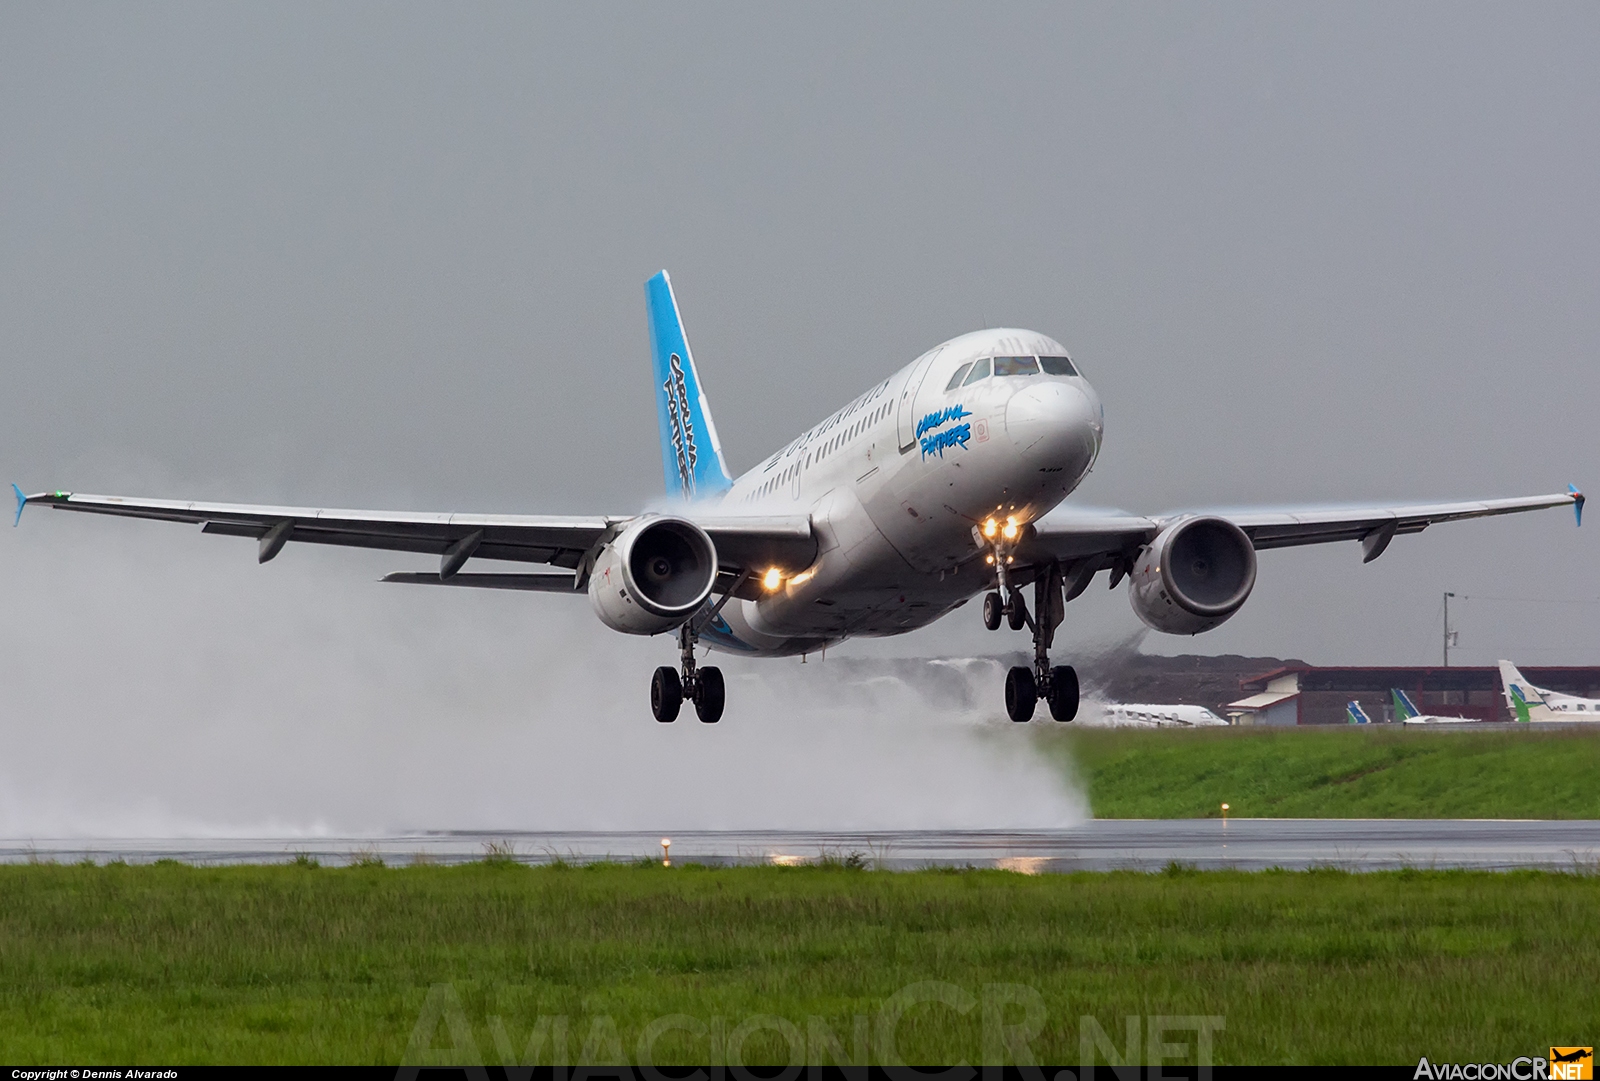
[{"xmin": 651, "ymin": 622, "xmax": 725, "ymax": 723}]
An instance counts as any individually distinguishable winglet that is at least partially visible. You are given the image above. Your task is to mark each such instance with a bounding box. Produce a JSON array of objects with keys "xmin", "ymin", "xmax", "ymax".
[
  {"xmin": 10, "ymin": 484, "xmax": 24, "ymax": 527},
  {"xmin": 1571, "ymin": 484, "xmax": 1584, "ymax": 527}
]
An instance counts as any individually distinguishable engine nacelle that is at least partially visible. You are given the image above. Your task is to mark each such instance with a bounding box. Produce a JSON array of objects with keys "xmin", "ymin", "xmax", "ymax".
[
  {"xmin": 1128, "ymin": 516, "xmax": 1257, "ymax": 635},
  {"xmin": 587, "ymin": 516, "xmax": 719, "ymax": 635}
]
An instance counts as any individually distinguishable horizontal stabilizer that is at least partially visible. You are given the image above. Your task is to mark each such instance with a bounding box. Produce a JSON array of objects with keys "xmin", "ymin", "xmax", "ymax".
[{"xmin": 380, "ymin": 571, "xmax": 580, "ymax": 592}]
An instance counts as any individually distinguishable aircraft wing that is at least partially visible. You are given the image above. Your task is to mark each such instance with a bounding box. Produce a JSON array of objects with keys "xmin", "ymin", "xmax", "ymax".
[
  {"xmin": 1219, "ymin": 491, "xmax": 1583, "ymax": 554},
  {"xmin": 1025, "ymin": 488, "xmax": 1583, "ymax": 577},
  {"xmin": 16, "ymin": 490, "xmax": 816, "ymax": 588}
]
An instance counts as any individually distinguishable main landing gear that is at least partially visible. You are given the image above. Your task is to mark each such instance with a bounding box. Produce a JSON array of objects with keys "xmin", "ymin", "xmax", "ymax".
[
  {"xmin": 982, "ymin": 559, "xmax": 1079, "ymax": 724},
  {"xmin": 651, "ymin": 621, "xmax": 725, "ymax": 724}
]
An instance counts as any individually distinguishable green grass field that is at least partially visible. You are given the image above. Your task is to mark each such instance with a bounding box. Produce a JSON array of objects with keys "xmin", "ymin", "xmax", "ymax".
[
  {"xmin": 1038, "ymin": 725, "xmax": 1600, "ymax": 819},
  {"xmin": 2, "ymin": 861, "xmax": 1597, "ymax": 1066}
]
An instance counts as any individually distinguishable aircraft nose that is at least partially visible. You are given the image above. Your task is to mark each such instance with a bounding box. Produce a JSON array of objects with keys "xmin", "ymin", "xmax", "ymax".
[{"xmin": 1005, "ymin": 381, "xmax": 1097, "ymax": 465}]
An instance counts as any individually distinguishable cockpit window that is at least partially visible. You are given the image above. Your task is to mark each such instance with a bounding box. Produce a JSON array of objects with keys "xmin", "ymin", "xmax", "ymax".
[
  {"xmin": 944, "ymin": 362, "xmax": 973, "ymax": 391},
  {"xmin": 1039, "ymin": 356, "xmax": 1078, "ymax": 376},
  {"xmin": 962, "ymin": 357, "xmax": 992, "ymax": 385},
  {"xmin": 993, "ymin": 356, "xmax": 1038, "ymax": 377}
]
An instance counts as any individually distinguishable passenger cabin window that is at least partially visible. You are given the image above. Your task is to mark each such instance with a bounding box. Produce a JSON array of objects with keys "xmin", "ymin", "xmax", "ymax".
[
  {"xmin": 962, "ymin": 357, "xmax": 992, "ymax": 385},
  {"xmin": 1039, "ymin": 356, "xmax": 1078, "ymax": 376},
  {"xmin": 944, "ymin": 362, "xmax": 973, "ymax": 391},
  {"xmin": 993, "ymin": 356, "xmax": 1038, "ymax": 377}
]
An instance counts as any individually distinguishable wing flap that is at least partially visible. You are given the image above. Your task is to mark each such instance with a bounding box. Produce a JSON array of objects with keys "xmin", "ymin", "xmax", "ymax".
[{"xmin": 380, "ymin": 571, "xmax": 580, "ymax": 591}]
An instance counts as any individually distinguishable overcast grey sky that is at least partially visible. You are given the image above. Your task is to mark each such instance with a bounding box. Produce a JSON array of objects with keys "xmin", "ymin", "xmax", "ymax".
[{"xmin": 4, "ymin": 4, "xmax": 1597, "ymax": 693}]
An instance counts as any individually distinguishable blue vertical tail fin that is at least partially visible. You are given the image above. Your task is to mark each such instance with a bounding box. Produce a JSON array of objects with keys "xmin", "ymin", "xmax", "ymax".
[
  {"xmin": 1346, "ymin": 701, "xmax": 1373, "ymax": 725},
  {"xmin": 645, "ymin": 271, "xmax": 733, "ymax": 501}
]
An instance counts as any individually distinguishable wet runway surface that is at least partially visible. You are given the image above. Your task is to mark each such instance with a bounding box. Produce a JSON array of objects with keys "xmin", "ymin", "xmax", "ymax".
[{"xmin": 6, "ymin": 819, "xmax": 1600, "ymax": 871}]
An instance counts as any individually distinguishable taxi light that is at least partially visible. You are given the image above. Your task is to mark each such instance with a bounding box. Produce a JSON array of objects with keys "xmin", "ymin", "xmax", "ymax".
[
  {"xmin": 1001, "ymin": 520, "xmax": 1019, "ymax": 540},
  {"xmin": 982, "ymin": 518, "xmax": 998, "ymax": 538},
  {"xmin": 762, "ymin": 567, "xmax": 783, "ymax": 591}
]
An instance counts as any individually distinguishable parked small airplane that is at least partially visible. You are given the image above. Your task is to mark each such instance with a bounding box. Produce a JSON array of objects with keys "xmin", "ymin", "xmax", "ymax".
[
  {"xmin": 1092, "ymin": 703, "xmax": 1227, "ymax": 728},
  {"xmin": 12, "ymin": 271, "xmax": 1586, "ymax": 724},
  {"xmin": 1391, "ymin": 688, "xmax": 1476, "ymax": 725},
  {"xmin": 1500, "ymin": 660, "xmax": 1600, "ymax": 722}
]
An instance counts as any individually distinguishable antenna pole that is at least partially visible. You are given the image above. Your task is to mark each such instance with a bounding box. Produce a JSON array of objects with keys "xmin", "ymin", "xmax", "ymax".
[{"xmin": 1443, "ymin": 592, "xmax": 1455, "ymax": 666}]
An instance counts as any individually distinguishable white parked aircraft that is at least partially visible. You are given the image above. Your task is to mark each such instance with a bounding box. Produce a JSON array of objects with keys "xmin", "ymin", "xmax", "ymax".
[
  {"xmin": 13, "ymin": 272, "xmax": 1586, "ymax": 724},
  {"xmin": 1500, "ymin": 661, "xmax": 1600, "ymax": 722},
  {"xmin": 1093, "ymin": 703, "xmax": 1227, "ymax": 728},
  {"xmin": 1389, "ymin": 689, "xmax": 1475, "ymax": 725}
]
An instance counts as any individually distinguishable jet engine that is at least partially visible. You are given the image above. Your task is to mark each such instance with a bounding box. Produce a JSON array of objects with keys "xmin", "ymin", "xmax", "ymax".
[
  {"xmin": 1128, "ymin": 516, "xmax": 1257, "ymax": 635},
  {"xmin": 588, "ymin": 516, "xmax": 719, "ymax": 635}
]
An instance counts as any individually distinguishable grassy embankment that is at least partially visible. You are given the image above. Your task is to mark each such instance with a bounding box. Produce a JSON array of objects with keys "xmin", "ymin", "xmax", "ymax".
[
  {"xmin": 2, "ymin": 861, "xmax": 1597, "ymax": 1065},
  {"xmin": 1040, "ymin": 724, "xmax": 1600, "ymax": 818}
]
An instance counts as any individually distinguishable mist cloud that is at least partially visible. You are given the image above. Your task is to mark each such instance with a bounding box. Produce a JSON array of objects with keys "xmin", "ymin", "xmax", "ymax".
[{"xmin": 0, "ymin": 514, "xmax": 1084, "ymax": 837}]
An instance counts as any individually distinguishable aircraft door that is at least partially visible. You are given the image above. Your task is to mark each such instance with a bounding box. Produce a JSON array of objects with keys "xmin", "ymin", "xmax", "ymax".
[
  {"xmin": 910, "ymin": 352, "xmax": 960, "ymax": 439},
  {"xmin": 895, "ymin": 348, "xmax": 944, "ymax": 453}
]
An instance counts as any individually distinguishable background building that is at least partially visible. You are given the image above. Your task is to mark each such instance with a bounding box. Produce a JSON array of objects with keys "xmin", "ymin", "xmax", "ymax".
[{"xmin": 1227, "ymin": 665, "xmax": 1600, "ymax": 725}]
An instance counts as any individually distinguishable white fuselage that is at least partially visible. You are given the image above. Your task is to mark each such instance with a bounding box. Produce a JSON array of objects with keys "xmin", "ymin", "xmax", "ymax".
[
  {"xmin": 1090, "ymin": 704, "xmax": 1228, "ymax": 728},
  {"xmin": 701, "ymin": 329, "xmax": 1103, "ymax": 656},
  {"xmin": 1533, "ymin": 695, "xmax": 1600, "ymax": 716}
]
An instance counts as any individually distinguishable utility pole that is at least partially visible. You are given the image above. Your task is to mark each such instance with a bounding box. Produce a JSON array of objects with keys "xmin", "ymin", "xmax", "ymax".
[{"xmin": 1443, "ymin": 592, "xmax": 1456, "ymax": 666}]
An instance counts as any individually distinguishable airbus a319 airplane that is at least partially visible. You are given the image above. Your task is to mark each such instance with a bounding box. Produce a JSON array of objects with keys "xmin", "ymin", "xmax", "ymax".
[{"xmin": 14, "ymin": 272, "xmax": 1585, "ymax": 724}]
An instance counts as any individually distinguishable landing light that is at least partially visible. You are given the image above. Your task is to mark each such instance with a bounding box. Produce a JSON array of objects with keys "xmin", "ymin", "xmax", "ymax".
[
  {"xmin": 762, "ymin": 567, "xmax": 783, "ymax": 591},
  {"xmin": 982, "ymin": 518, "xmax": 998, "ymax": 538},
  {"xmin": 1001, "ymin": 519, "xmax": 1019, "ymax": 541}
]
